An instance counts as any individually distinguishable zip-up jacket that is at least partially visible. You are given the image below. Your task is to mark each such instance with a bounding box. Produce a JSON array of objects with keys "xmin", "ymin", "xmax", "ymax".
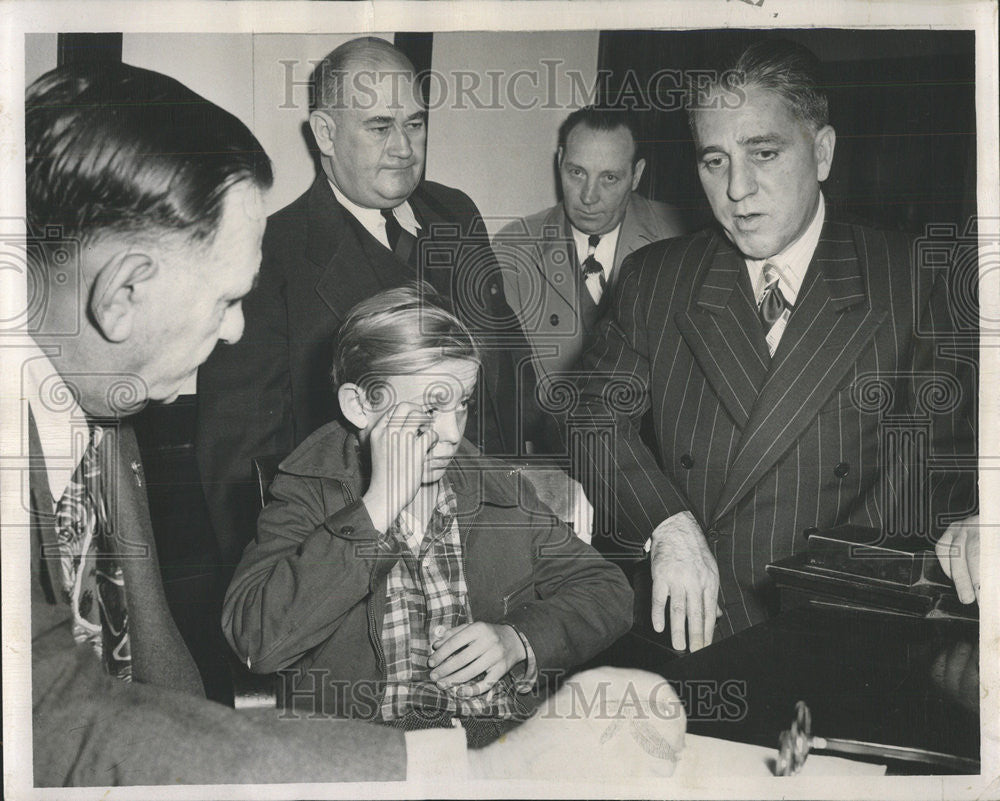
[{"xmin": 222, "ymin": 420, "xmax": 634, "ymax": 719}]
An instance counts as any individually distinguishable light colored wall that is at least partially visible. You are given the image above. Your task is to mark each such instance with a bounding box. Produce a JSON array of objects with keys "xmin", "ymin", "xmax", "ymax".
[
  {"xmin": 25, "ymin": 33, "xmax": 58, "ymax": 87},
  {"xmin": 426, "ymin": 31, "xmax": 599, "ymax": 236}
]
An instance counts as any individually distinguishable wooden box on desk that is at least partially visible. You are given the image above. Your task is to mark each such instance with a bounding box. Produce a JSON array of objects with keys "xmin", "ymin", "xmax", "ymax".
[{"xmin": 766, "ymin": 525, "xmax": 977, "ymax": 621}]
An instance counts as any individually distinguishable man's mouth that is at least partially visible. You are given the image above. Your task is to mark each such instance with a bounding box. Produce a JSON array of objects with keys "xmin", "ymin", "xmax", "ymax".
[{"xmin": 733, "ymin": 213, "xmax": 764, "ymax": 231}]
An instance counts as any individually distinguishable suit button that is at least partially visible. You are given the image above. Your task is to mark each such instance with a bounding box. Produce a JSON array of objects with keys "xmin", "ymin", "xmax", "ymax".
[
  {"xmin": 803, "ymin": 526, "xmax": 819, "ymax": 539},
  {"xmin": 340, "ymin": 525, "xmax": 354, "ymax": 536},
  {"xmin": 549, "ymin": 313, "xmax": 560, "ymax": 326},
  {"xmin": 680, "ymin": 453, "xmax": 694, "ymax": 469},
  {"xmin": 706, "ymin": 528, "xmax": 720, "ymax": 544},
  {"xmin": 834, "ymin": 462, "xmax": 850, "ymax": 478}
]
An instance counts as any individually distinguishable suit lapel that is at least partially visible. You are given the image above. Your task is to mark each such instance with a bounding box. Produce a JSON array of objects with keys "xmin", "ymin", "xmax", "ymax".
[
  {"xmin": 103, "ymin": 425, "xmax": 205, "ymax": 695},
  {"xmin": 309, "ymin": 177, "xmax": 408, "ymax": 322},
  {"xmin": 675, "ymin": 234, "xmax": 770, "ymax": 429},
  {"xmin": 612, "ymin": 194, "xmax": 662, "ymax": 278},
  {"xmin": 710, "ymin": 221, "xmax": 886, "ymax": 523}
]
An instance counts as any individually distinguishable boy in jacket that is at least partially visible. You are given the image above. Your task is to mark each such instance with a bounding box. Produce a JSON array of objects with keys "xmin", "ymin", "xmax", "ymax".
[{"xmin": 223, "ymin": 285, "xmax": 633, "ymax": 745}]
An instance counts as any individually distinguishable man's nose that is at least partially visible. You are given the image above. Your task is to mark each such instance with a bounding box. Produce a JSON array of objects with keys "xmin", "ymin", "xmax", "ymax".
[
  {"xmin": 386, "ymin": 123, "xmax": 414, "ymax": 160},
  {"xmin": 727, "ymin": 159, "xmax": 757, "ymax": 202},
  {"xmin": 219, "ymin": 304, "xmax": 245, "ymax": 345},
  {"xmin": 580, "ymin": 177, "xmax": 600, "ymax": 206}
]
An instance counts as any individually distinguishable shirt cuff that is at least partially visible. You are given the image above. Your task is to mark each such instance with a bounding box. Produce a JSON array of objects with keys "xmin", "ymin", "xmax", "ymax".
[
  {"xmin": 404, "ymin": 719, "xmax": 469, "ymax": 783},
  {"xmin": 509, "ymin": 627, "xmax": 538, "ymax": 693}
]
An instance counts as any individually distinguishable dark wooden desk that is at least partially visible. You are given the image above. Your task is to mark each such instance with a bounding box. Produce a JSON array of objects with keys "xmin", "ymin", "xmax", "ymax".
[{"xmin": 587, "ymin": 595, "xmax": 979, "ymax": 774}]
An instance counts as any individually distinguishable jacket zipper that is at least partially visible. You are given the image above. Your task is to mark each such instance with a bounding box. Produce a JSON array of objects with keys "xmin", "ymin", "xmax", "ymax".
[{"xmin": 346, "ymin": 479, "xmax": 388, "ymax": 711}]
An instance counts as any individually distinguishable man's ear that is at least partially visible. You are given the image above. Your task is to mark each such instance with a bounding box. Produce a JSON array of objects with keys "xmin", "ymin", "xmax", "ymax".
[
  {"xmin": 814, "ymin": 124, "xmax": 836, "ymax": 182},
  {"xmin": 338, "ymin": 382, "xmax": 371, "ymax": 430},
  {"xmin": 309, "ymin": 109, "xmax": 337, "ymax": 157},
  {"xmin": 556, "ymin": 146, "xmax": 565, "ymax": 168},
  {"xmin": 631, "ymin": 157, "xmax": 647, "ymax": 192},
  {"xmin": 89, "ymin": 250, "xmax": 158, "ymax": 343}
]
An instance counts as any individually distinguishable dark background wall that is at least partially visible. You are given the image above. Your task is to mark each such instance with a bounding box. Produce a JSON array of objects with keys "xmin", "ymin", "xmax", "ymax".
[{"xmin": 597, "ymin": 29, "xmax": 977, "ymax": 236}]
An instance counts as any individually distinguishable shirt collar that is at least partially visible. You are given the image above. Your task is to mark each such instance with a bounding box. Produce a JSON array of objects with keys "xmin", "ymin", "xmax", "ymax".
[
  {"xmin": 745, "ymin": 192, "xmax": 826, "ymax": 306},
  {"xmin": 328, "ymin": 179, "xmax": 420, "ymax": 245},
  {"xmin": 22, "ymin": 338, "xmax": 90, "ymax": 506},
  {"xmin": 569, "ymin": 220, "xmax": 622, "ymax": 276}
]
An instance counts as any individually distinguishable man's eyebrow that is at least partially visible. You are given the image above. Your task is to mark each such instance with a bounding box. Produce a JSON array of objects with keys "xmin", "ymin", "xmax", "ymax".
[
  {"xmin": 362, "ymin": 115, "xmax": 395, "ymax": 126},
  {"xmin": 406, "ymin": 110, "xmax": 427, "ymax": 123},
  {"xmin": 738, "ymin": 133, "xmax": 789, "ymax": 147},
  {"xmin": 696, "ymin": 144, "xmax": 725, "ymax": 159}
]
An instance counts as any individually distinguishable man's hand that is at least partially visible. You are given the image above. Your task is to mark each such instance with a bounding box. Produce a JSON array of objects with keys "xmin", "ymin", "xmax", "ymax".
[
  {"xmin": 468, "ymin": 667, "xmax": 685, "ymax": 779},
  {"xmin": 428, "ymin": 622, "xmax": 525, "ymax": 696},
  {"xmin": 935, "ymin": 516, "xmax": 980, "ymax": 604},
  {"xmin": 521, "ymin": 467, "xmax": 594, "ymax": 544},
  {"xmin": 650, "ymin": 511, "xmax": 720, "ymax": 652},
  {"xmin": 362, "ymin": 402, "xmax": 435, "ymax": 533}
]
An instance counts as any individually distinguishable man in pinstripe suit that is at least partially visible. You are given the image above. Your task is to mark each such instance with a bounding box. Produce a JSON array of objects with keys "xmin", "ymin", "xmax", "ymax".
[{"xmin": 572, "ymin": 40, "xmax": 978, "ymax": 650}]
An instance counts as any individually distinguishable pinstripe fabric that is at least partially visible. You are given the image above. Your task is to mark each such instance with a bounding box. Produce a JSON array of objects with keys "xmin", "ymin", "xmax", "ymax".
[{"xmin": 572, "ymin": 220, "xmax": 977, "ymax": 638}]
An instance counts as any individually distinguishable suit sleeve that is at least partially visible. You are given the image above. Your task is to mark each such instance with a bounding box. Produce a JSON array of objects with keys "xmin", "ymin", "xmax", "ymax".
[
  {"xmin": 569, "ymin": 253, "xmax": 694, "ymax": 551},
  {"xmin": 221, "ymin": 470, "xmax": 400, "ymax": 674},
  {"xmin": 906, "ymin": 259, "xmax": 978, "ymax": 539},
  {"xmin": 33, "ymin": 640, "xmax": 407, "ymax": 785},
  {"xmin": 195, "ymin": 228, "xmax": 296, "ymax": 570}
]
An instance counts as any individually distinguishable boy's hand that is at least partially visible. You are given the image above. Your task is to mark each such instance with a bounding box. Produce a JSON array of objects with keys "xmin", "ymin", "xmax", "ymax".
[
  {"xmin": 362, "ymin": 402, "xmax": 435, "ymax": 533},
  {"xmin": 428, "ymin": 622, "xmax": 526, "ymax": 696}
]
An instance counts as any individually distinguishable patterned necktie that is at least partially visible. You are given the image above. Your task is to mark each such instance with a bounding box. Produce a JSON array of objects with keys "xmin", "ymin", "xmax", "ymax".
[
  {"xmin": 582, "ymin": 233, "xmax": 606, "ymax": 303},
  {"xmin": 54, "ymin": 425, "xmax": 132, "ymax": 681},
  {"xmin": 757, "ymin": 262, "xmax": 792, "ymax": 357}
]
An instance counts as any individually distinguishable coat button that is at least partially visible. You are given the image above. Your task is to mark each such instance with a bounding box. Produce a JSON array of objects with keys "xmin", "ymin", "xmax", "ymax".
[
  {"xmin": 834, "ymin": 462, "xmax": 850, "ymax": 478},
  {"xmin": 803, "ymin": 526, "xmax": 819, "ymax": 539},
  {"xmin": 706, "ymin": 528, "xmax": 720, "ymax": 544},
  {"xmin": 549, "ymin": 313, "xmax": 559, "ymax": 326},
  {"xmin": 680, "ymin": 453, "xmax": 694, "ymax": 469},
  {"xmin": 340, "ymin": 525, "xmax": 354, "ymax": 536}
]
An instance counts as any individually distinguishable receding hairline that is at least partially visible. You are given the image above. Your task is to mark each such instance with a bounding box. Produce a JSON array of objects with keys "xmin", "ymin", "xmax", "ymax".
[{"xmin": 561, "ymin": 120, "xmax": 639, "ymax": 160}]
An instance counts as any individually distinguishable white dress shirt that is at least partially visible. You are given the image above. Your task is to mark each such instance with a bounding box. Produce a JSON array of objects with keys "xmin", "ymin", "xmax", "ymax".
[
  {"xmin": 571, "ymin": 222, "xmax": 622, "ymax": 303},
  {"xmin": 22, "ymin": 339, "xmax": 90, "ymax": 509},
  {"xmin": 329, "ymin": 180, "xmax": 420, "ymax": 249}
]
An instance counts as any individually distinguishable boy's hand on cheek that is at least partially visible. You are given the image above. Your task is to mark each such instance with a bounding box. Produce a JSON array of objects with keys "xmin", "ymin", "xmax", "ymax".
[
  {"xmin": 362, "ymin": 402, "xmax": 435, "ymax": 532},
  {"xmin": 427, "ymin": 623, "xmax": 526, "ymax": 697}
]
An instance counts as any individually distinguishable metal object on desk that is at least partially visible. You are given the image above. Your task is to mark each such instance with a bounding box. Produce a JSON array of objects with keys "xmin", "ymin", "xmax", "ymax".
[
  {"xmin": 776, "ymin": 701, "xmax": 980, "ymax": 776},
  {"xmin": 766, "ymin": 525, "xmax": 978, "ymax": 621}
]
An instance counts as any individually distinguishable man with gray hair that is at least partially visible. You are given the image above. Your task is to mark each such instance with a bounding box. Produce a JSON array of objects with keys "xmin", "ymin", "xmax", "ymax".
[
  {"xmin": 197, "ymin": 37, "xmax": 591, "ymax": 569},
  {"xmin": 571, "ymin": 39, "xmax": 978, "ymax": 651}
]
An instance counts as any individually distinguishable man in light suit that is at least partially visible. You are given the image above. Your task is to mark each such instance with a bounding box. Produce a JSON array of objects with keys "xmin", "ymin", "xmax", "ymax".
[
  {"xmin": 496, "ymin": 108, "xmax": 684, "ymax": 424},
  {"xmin": 196, "ymin": 37, "xmax": 589, "ymax": 568},
  {"xmin": 21, "ymin": 59, "xmax": 680, "ymax": 788},
  {"xmin": 571, "ymin": 40, "xmax": 978, "ymax": 651}
]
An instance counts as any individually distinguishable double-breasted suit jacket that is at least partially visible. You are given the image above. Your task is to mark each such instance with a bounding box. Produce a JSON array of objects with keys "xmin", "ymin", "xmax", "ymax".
[
  {"xmin": 572, "ymin": 219, "xmax": 977, "ymax": 638},
  {"xmin": 196, "ymin": 175, "xmax": 536, "ymax": 567}
]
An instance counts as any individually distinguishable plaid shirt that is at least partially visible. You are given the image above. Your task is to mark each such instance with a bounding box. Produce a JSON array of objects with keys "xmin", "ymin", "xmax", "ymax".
[{"xmin": 378, "ymin": 478, "xmax": 532, "ymax": 722}]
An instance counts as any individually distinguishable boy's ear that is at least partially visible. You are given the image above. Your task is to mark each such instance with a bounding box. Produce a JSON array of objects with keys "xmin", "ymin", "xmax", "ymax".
[{"xmin": 338, "ymin": 383, "xmax": 370, "ymax": 430}]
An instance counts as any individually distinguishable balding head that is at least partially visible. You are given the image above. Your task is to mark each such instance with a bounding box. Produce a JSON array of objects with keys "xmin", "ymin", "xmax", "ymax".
[
  {"xmin": 311, "ymin": 36, "xmax": 416, "ymax": 114},
  {"xmin": 308, "ymin": 37, "xmax": 427, "ymax": 209}
]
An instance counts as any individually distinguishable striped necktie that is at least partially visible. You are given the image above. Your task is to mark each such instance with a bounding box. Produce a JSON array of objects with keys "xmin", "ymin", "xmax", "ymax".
[{"xmin": 757, "ymin": 262, "xmax": 792, "ymax": 357}]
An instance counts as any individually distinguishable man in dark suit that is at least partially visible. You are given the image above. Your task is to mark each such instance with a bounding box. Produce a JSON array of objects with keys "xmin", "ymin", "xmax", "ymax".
[
  {"xmin": 496, "ymin": 107, "xmax": 685, "ymax": 408},
  {"xmin": 22, "ymin": 59, "xmax": 679, "ymax": 788},
  {"xmin": 571, "ymin": 40, "xmax": 978, "ymax": 651},
  {"xmin": 196, "ymin": 37, "xmax": 590, "ymax": 568}
]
